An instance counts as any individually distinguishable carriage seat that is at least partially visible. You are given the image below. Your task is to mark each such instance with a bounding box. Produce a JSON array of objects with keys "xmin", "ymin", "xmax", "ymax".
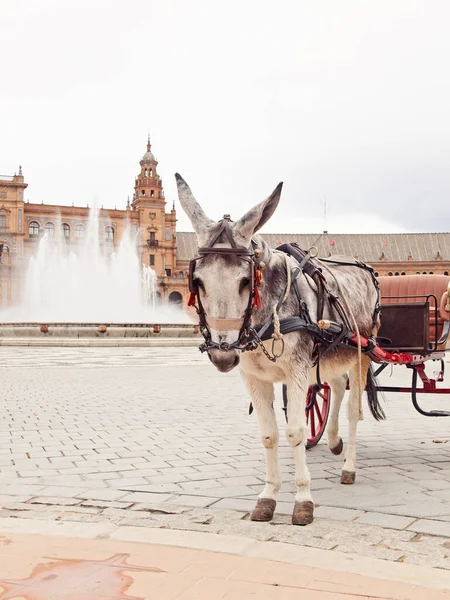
[{"xmin": 378, "ymin": 274, "xmax": 450, "ymax": 352}]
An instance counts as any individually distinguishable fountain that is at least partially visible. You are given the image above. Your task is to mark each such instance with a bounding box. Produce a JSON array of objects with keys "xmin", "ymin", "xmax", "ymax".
[{"xmin": 0, "ymin": 204, "xmax": 196, "ymax": 342}]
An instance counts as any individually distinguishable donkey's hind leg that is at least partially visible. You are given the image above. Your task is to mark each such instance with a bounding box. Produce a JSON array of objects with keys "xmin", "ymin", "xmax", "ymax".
[
  {"xmin": 241, "ymin": 374, "xmax": 281, "ymax": 522},
  {"xmin": 327, "ymin": 374, "xmax": 347, "ymax": 456},
  {"xmin": 341, "ymin": 356, "xmax": 370, "ymax": 484}
]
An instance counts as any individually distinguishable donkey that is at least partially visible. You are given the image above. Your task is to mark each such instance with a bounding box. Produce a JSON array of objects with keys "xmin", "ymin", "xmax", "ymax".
[{"xmin": 175, "ymin": 174, "xmax": 384, "ymax": 525}]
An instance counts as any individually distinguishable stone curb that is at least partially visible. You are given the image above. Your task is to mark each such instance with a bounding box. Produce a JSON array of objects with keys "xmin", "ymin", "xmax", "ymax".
[{"xmin": 1, "ymin": 516, "xmax": 449, "ymax": 591}]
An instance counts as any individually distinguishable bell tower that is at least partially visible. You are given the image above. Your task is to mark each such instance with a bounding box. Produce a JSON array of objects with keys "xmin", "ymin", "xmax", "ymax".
[
  {"xmin": 132, "ymin": 136, "xmax": 177, "ymax": 282},
  {"xmin": 132, "ymin": 135, "xmax": 164, "ymax": 208}
]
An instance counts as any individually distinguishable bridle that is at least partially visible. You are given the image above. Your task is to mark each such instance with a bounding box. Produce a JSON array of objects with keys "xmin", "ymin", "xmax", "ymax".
[{"xmin": 187, "ymin": 215, "xmax": 263, "ymax": 354}]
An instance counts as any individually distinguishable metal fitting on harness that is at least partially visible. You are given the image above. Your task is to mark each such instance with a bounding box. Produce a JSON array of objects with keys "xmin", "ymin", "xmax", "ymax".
[{"xmin": 317, "ymin": 319, "xmax": 345, "ymax": 336}]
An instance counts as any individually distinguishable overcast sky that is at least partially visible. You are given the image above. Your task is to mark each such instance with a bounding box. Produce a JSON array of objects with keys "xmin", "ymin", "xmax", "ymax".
[{"xmin": 2, "ymin": 0, "xmax": 450, "ymax": 234}]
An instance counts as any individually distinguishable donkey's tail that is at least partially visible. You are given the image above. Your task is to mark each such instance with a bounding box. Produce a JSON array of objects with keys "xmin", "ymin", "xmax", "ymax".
[{"xmin": 366, "ymin": 365, "xmax": 386, "ymax": 421}]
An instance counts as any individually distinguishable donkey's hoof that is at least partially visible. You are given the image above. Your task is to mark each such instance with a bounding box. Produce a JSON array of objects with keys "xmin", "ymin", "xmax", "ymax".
[
  {"xmin": 292, "ymin": 501, "xmax": 314, "ymax": 526},
  {"xmin": 251, "ymin": 498, "xmax": 276, "ymax": 522},
  {"xmin": 341, "ymin": 470, "xmax": 356, "ymax": 485},
  {"xmin": 330, "ymin": 438, "xmax": 344, "ymax": 455}
]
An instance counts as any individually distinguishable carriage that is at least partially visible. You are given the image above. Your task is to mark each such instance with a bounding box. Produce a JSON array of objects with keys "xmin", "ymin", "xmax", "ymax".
[{"xmin": 288, "ymin": 273, "xmax": 450, "ymax": 449}]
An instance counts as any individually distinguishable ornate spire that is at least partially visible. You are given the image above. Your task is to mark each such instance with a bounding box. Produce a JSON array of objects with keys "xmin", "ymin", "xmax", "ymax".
[
  {"xmin": 19, "ymin": 165, "xmax": 22, "ymax": 175},
  {"xmin": 147, "ymin": 133, "xmax": 151, "ymax": 152}
]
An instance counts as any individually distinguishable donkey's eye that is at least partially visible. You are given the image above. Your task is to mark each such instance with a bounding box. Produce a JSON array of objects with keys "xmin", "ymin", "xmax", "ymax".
[{"xmin": 240, "ymin": 277, "xmax": 250, "ymax": 292}]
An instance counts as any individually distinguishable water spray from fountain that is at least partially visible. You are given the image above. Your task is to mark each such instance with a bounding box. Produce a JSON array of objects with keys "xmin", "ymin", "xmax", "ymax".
[{"xmin": 0, "ymin": 202, "xmax": 190, "ymax": 324}]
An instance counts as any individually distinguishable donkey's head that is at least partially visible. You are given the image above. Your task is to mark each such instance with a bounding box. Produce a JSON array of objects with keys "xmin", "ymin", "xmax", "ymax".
[{"xmin": 175, "ymin": 173, "xmax": 283, "ymax": 373}]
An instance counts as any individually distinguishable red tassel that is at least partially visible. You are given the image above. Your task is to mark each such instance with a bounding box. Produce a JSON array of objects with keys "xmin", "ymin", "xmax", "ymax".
[
  {"xmin": 187, "ymin": 293, "xmax": 197, "ymax": 307},
  {"xmin": 253, "ymin": 269, "xmax": 263, "ymax": 309}
]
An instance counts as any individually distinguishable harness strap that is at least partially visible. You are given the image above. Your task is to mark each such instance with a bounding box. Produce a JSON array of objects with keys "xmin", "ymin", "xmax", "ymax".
[
  {"xmin": 319, "ymin": 257, "xmax": 381, "ymax": 329},
  {"xmin": 207, "ymin": 216, "xmax": 237, "ymax": 248}
]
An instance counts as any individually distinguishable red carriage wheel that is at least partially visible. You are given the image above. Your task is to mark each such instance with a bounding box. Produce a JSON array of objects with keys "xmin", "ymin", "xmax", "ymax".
[{"xmin": 282, "ymin": 383, "xmax": 331, "ymax": 449}]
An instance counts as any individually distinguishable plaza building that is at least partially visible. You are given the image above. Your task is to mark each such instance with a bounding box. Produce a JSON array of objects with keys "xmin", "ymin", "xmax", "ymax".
[{"xmin": 0, "ymin": 139, "xmax": 449, "ymax": 309}]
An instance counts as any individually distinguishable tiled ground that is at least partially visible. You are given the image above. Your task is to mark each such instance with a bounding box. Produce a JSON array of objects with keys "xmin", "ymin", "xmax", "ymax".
[
  {"xmin": 2, "ymin": 531, "xmax": 449, "ymax": 599},
  {"xmin": 1, "ymin": 347, "xmax": 450, "ymax": 568}
]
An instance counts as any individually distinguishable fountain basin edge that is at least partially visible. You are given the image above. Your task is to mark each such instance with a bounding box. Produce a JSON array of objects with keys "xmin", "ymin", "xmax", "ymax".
[{"xmin": 0, "ymin": 323, "xmax": 201, "ymax": 341}]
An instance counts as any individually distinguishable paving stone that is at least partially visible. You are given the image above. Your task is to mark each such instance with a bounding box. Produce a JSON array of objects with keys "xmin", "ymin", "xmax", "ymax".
[
  {"xmin": 131, "ymin": 502, "xmax": 188, "ymax": 514},
  {"xmin": 119, "ymin": 492, "xmax": 176, "ymax": 503},
  {"xmin": 164, "ymin": 495, "xmax": 219, "ymax": 508},
  {"xmin": 29, "ymin": 496, "xmax": 83, "ymax": 506},
  {"xmin": 118, "ymin": 483, "xmax": 182, "ymax": 494},
  {"xmin": 377, "ymin": 502, "xmax": 450, "ymax": 519},
  {"xmin": 314, "ymin": 506, "xmax": 364, "ymax": 522},
  {"xmin": 215, "ymin": 476, "xmax": 264, "ymax": 487},
  {"xmin": 0, "ymin": 494, "xmax": 35, "ymax": 505},
  {"xmin": 408, "ymin": 519, "xmax": 450, "ymax": 537},
  {"xmin": 356, "ymin": 512, "xmax": 416, "ymax": 530},
  {"xmin": 76, "ymin": 488, "xmax": 128, "ymax": 501},
  {"xmin": 80, "ymin": 500, "xmax": 134, "ymax": 509},
  {"xmin": 37, "ymin": 486, "xmax": 91, "ymax": 498}
]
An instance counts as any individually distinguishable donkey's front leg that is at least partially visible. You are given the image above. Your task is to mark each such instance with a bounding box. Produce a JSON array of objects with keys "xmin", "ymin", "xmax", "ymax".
[
  {"xmin": 242, "ymin": 374, "xmax": 281, "ymax": 522},
  {"xmin": 286, "ymin": 366, "xmax": 314, "ymax": 525}
]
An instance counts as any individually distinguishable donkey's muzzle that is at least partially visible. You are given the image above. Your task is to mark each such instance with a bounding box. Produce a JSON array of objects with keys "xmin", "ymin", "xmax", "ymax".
[{"xmin": 208, "ymin": 348, "xmax": 240, "ymax": 373}]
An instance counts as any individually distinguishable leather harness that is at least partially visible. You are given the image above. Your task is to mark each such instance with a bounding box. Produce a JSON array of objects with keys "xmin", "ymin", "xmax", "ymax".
[{"xmin": 188, "ymin": 218, "xmax": 381, "ymax": 362}]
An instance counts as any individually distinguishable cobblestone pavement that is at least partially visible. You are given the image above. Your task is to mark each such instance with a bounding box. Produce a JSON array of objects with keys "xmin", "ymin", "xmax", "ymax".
[{"xmin": 1, "ymin": 347, "xmax": 450, "ymax": 569}]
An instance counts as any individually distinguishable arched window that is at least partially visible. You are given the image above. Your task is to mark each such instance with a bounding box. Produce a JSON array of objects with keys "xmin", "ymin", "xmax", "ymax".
[
  {"xmin": 444, "ymin": 271, "xmax": 449, "ymax": 276},
  {"xmin": 388, "ymin": 272, "xmax": 393, "ymax": 276},
  {"xmin": 76, "ymin": 224, "xmax": 85, "ymax": 238},
  {"xmin": 149, "ymin": 169, "xmax": 153, "ymax": 177},
  {"xmin": 394, "ymin": 272, "xmax": 399, "ymax": 276},
  {"xmin": 141, "ymin": 190, "xmax": 145, "ymax": 196},
  {"xmin": 45, "ymin": 222, "xmax": 55, "ymax": 237},
  {"xmin": 401, "ymin": 272, "xmax": 406, "ymax": 276},
  {"xmin": 0, "ymin": 215, "xmax": 6, "ymax": 230},
  {"xmin": 105, "ymin": 226, "xmax": 114, "ymax": 243},
  {"xmin": 0, "ymin": 244, "xmax": 9, "ymax": 263},
  {"xmin": 169, "ymin": 291, "xmax": 183, "ymax": 305},
  {"xmin": 29, "ymin": 221, "xmax": 40, "ymax": 237},
  {"xmin": 374, "ymin": 272, "xmax": 379, "ymax": 277},
  {"xmin": 62, "ymin": 223, "xmax": 70, "ymax": 239},
  {"xmin": 144, "ymin": 169, "xmax": 148, "ymax": 177}
]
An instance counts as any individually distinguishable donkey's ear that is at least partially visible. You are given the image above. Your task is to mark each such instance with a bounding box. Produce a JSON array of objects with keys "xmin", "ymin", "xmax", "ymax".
[
  {"xmin": 175, "ymin": 173, "xmax": 214, "ymax": 235},
  {"xmin": 235, "ymin": 182, "xmax": 283, "ymax": 241}
]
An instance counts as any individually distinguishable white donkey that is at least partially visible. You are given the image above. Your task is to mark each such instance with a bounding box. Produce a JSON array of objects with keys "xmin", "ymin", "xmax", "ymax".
[{"xmin": 175, "ymin": 174, "xmax": 384, "ymax": 525}]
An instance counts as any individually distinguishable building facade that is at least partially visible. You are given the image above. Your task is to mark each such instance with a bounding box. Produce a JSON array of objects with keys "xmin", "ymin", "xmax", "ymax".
[{"xmin": 1, "ymin": 139, "xmax": 449, "ymax": 309}]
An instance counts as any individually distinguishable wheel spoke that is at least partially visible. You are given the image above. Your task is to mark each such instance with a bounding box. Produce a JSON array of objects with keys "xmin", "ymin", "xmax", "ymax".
[
  {"xmin": 305, "ymin": 383, "xmax": 331, "ymax": 449},
  {"xmin": 309, "ymin": 403, "xmax": 316, "ymax": 438},
  {"xmin": 314, "ymin": 399, "xmax": 323, "ymax": 425}
]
